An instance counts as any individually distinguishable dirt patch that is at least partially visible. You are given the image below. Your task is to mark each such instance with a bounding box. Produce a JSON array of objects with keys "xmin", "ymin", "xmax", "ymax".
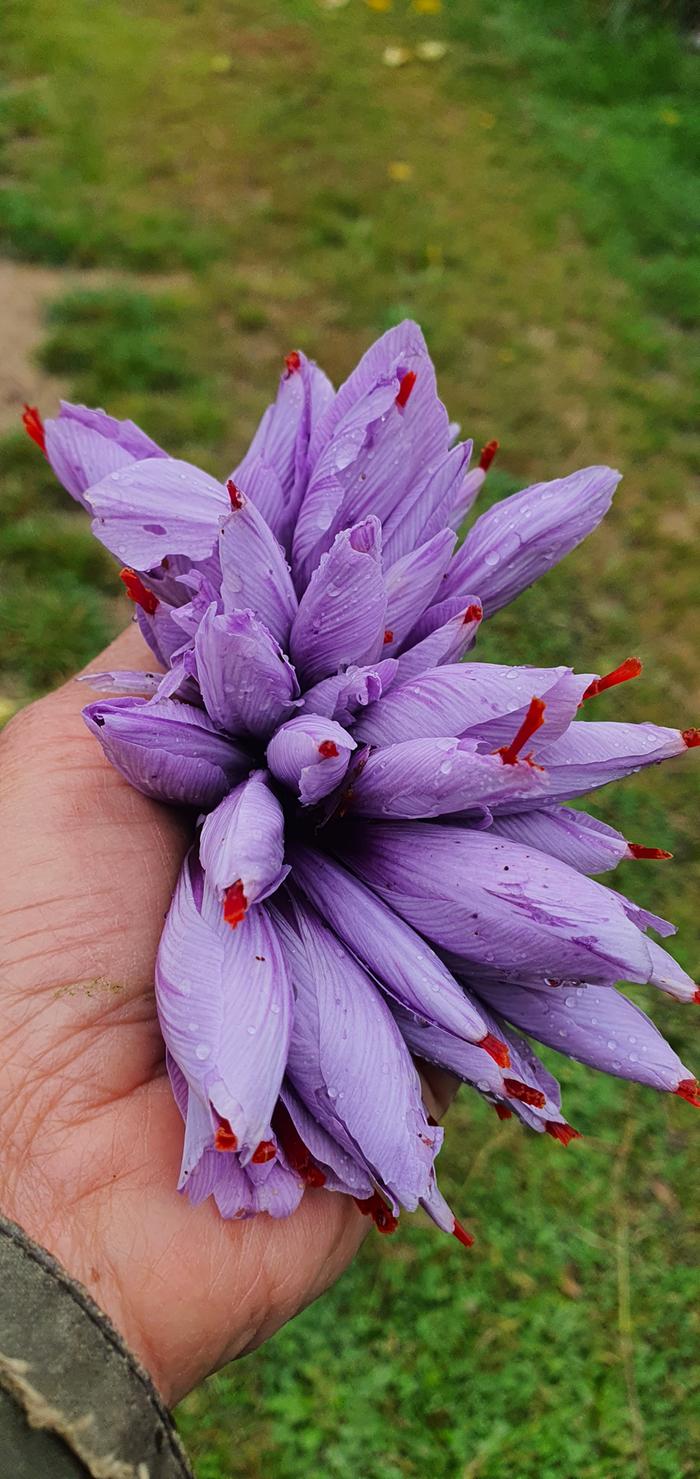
[
  {"xmin": 0, "ymin": 260, "xmax": 191, "ymax": 433},
  {"xmin": 0, "ymin": 260, "xmax": 69, "ymax": 432}
]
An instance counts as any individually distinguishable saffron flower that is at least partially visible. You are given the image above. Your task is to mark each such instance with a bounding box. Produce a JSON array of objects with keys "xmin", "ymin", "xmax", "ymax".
[{"xmin": 26, "ymin": 321, "xmax": 700, "ymax": 1245}]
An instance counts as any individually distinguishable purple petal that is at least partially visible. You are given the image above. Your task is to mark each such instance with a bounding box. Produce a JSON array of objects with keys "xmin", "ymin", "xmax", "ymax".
[
  {"xmin": 85, "ymin": 458, "xmax": 229, "ymax": 568},
  {"xmin": 530, "ymin": 720, "xmax": 691, "ymax": 806},
  {"xmin": 77, "ymin": 668, "xmax": 162, "ymax": 696},
  {"xmin": 289, "ymin": 845, "xmax": 488, "ymax": 1043},
  {"xmin": 199, "ymin": 772, "xmax": 287, "ymax": 911},
  {"xmin": 133, "ymin": 602, "xmax": 191, "ymax": 668},
  {"xmin": 219, "ymin": 488, "xmax": 298, "ymax": 647},
  {"xmin": 382, "ymin": 530, "xmax": 456, "ymax": 654},
  {"xmin": 194, "ymin": 605, "xmax": 300, "ymax": 738},
  {"xmin": 475, "ymin": 977, "xmax": 693, "ymax": 1093},
  {"xmin": 294, "ymin": 322, "xmax": 450, "ymax": 584},
  {"xmin": 280, "ymin": 1083, "xmax": 374, "ymax": 1198},
  {"xmin": 308, "ymin": 320, "xmax": 432, "ymax": 467},
  {"xmin": 243, "ymin": 1159, "xmax": 306, "ymax": 1220},
  {"xmin": 481, "ymin": 1010, "xmax": 564, "ymax": 1126},
  {"xmin": 266, "ymin": 713, "xmax": 355, "ymax": 805},
  {"xmin": 406, "ymin": 595, "xmax": 480, "ymax": 646},
  {"xmin": 82, "ymin": 695, "xmax": 250, "ymax": 807},
  {"xmin": 289, "ymin": 518, "xmax": 388, "ymax": 686},
  {"xmin": 156, "ymin": 854, "xmax": 293, "ymax": 1157},
  {"xmin": 486, "ymin": 806, "xmax": 629, "ymax": 874},
  {"xmin": 609, "ymin": 887, "xmax": 676, "ymax": 939},
  {"xmin": 439, "ymin": 465, "xmax": 621, "ymax": 616},
  {"xmin": 354, "ymin": 662, "xmax": 591, "ymax": 748},
  {"xmin": 292, "ymin": 380, "xmax": 397, "ymax": 585},
  {"xmin": 382, "ymin": 442, "xmax": 473, "ymax": 565},
  {"xmin": 391, "ymin": 1006, "xmax": 504, "ymax": 1096},
  {"xmin": 301, "ymin": 659, "xmax": 398, "ymax": 726},
  {"xmin": 232, "ymin": 352, "xmax": 334, "ymax": 551},
  {"xmin": 270, "ymin": 894, "xmax": 440, "ymax": 1210},
  {"xmin": 339, "ymin": 820, "xmax": 677, "ymax": 990},
  {"xmin": 348, "ymin": 736, "xmax": 551, "ymax": 819},
  {"xmin": 395, "ymin": 601, "xmax": 483, "ymax": 682},
  {"xmin": 44, "ymin": 400, "xmax": 166, "ymax": 509}
]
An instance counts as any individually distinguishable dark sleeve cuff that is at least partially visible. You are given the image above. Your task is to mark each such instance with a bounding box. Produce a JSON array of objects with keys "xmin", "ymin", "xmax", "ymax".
[{"xmin": 0, "ymin": 1213, "xmax": 193, "ymax": 1478}]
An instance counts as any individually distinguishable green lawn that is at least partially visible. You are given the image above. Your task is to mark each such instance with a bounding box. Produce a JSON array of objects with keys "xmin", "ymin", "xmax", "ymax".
[{"xmin": 1, "ymin": 1, "xmax": 699, "ymax": 1474}]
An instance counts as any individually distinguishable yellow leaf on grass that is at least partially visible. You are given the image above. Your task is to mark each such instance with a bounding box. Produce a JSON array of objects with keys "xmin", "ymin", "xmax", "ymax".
[{"xmin": 388, "ymin": 160, "xmax": 413, "ymax": 181}]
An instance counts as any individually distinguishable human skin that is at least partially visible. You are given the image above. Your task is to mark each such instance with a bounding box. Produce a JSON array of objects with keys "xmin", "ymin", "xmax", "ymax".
[{"xmin": 0, "ymin": 625, "xmax": 453, "ymax": 1406}]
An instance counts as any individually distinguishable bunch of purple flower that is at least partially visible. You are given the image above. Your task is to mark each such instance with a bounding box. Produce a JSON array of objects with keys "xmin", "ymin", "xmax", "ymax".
[{"xmin": 25, "ymin": 321, "xmax": 699, "ymax": 1244}]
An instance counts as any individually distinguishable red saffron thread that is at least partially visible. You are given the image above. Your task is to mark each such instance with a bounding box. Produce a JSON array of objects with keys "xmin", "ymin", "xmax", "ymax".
[
  {"xmin": 503, "ymin": 1079, "xmax": 546, "ymax": 1109},
  {"xmin": 545, "ymin": 1122, "xmax": 581, "ymax": 1146},
  {"xmin": 318, "ymin": 740, "xmax": 339, "ymax": 759},
  {"xmin": 226, "ymin": 478, "xmax": 244, "ymax": 510},
  {"xmin": 215, "ymin": 1120, "xmax": 238, "ymax": 1152},
  {"xmin": 22, "ymin": 404, "xmax": 46, "ymax": 454},
  {"xmin": 479, "ymin": 1032, "xmax": 511, "ymax": 1069},
  {"xmin": 354, "ymin": 1191, "xmax": 399, "ymax": 1234},
  {"xmin": 478, "ymin": 439, "xmax": 499, "ymax": 472},
  {"xmin": 395, "ymin": 371, "xmax": 416, "ymax": 409},
  {"xmin": 223, "ymin": 880, "xmax": 247, "ymax": 927},
  {"xmin": 627, "ymin": 843, "xmax": 673, "ymax": 860},
  {"xmin": 582, "ymin": 657, "xmax": 642, "ymax": 702},
  {"xmin": 497, "ymin": 696, "xmax": 546, "ymax": 766},
  {"xmin": 119, "ymin": 568, "xmax": 159, "ymax": 616}
]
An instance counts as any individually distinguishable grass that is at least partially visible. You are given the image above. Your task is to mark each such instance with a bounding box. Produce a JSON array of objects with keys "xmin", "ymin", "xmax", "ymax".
[{"xmin": 1, "ymin": 0, "xmax": 699, "ymax": 1473}]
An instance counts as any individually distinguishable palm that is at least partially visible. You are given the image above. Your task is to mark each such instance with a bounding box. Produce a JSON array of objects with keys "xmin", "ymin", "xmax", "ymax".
[{"xmin": 0, "ymin": 627, "xmax": 372, "ymax": 1404}]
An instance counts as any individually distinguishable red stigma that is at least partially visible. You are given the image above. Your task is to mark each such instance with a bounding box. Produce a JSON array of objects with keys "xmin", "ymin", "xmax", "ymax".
[
  {"xmin": 497, "ymin": 696, "xmax": 546, "ymax": 766},
  {"xmin": 383, "ymin": 628, "xmax": 394, "ymax": 645},
  {"xmin": 271, "ymin": 1104, "xmax": 327, "ymax": 1186},
  {"xmin": 22, "ymin": 404, "xmax": 46, "ymax": 454},
  {"xmin": 251, "ymin": 1139, "xmax": 276, "ymax": 1164},
  {"xmin": 495, "ymin": 1105, "xmax": 513, "ymax": 1120},
  {"xmin": 628, "ymin": 843, "xmax": 673, "ymax": 861},
  {"xmin": 452, "ymin": 1219, "xmax": 475, "ymax": 1249},
  {"xmin": 214, "ymin": 1119, "xmax": 238, "ymax": 1153},
  {"xmin": 694, "ymin": 989, "xmax": 700, "ymax": 1005},
  {"xmin": 503, "ymin": 1078, "xmax": 546, "ymax": 1109},
  {"xmin": 582, "ymin": 657, "xmax": 642, "ymax": 702},
  {"xmin": 682, "ymin": 728, "xmax": 700, "ymax": 749},
  {"xmin": 478, "ymin": 438, "xmax": 499, "ymax": 472},
  {"xmin": 479, "ymin": 1032, "xmax": 511, "ymax": 1069},
  {"xmin": 226, "ymin": 478, "xmax": 244, "ymax": 510},
  {"xmin": 545, "ymin": 1121, "xmax": 581, "ymax": 1146},
  {"xmin": 463, "ymin": 602, "xmax": 483, "ymax": 624},
  {"xmin": 285, "ymin": 350, "xmax": 302, "ymax": 376},
  {"xmin": 119, "ymin": 568, "xmax": 159, "ymax": 616},
  {"xmin": 318, "ymin": 740, "xmax": 339, "ymax": 759},
  {"xmin": 354, "ymin": 1191, "xmax": 399, "ymax": 1234},
  {"xmin": 395, "ymin": 370, "xmax": 417, "ymax": 409},
  {"xmin": 223, "ymin": 880, "xmax": 247, "ymax": 927},
  {"xmin": 675, "ymin": 1078, "xmax": 700, "ymax": 1108}
]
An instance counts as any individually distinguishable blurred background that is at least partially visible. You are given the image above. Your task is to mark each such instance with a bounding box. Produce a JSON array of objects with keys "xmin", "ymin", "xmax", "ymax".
[{"xmin": 1, "ymin": 0, "xmax": 699, "ymax": 1474}]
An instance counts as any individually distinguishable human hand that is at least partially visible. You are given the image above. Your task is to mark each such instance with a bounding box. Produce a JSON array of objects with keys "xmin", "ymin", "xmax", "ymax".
[{"xmin": 0, "ymin": 626, "xmax": 453, "ymax": 1405}]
